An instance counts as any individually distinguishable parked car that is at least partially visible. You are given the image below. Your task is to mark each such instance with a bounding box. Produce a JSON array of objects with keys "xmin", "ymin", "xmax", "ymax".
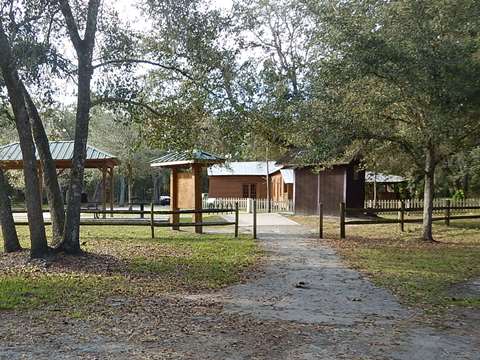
[{"xmin": 159, "ymin": 196, "xmax": 170, "ymax": 206}]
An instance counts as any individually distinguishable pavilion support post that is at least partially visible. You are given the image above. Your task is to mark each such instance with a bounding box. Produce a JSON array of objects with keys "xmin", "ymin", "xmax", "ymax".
[
  {"xmin": 170, "ymin": 167, "xmax": 180, "ymax": 230},
  {"xmin": 109, "ymin": 167, "xmax": 114, "ymax": 218},
  {"xmin": 102, "ymin": 167, "xmax": 107, "ymax": 219},
  {"xmin": 192, "ymin": 164, "xmax": 202, "ymax": 234}
]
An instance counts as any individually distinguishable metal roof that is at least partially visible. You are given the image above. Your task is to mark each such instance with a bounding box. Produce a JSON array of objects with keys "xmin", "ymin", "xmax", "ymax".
[
  {"xmin": 150, "ymin": 149, "xmax": 224, "ymax": 167},
  {"xmin": 0, "ymin": 141, "xmax": 118, "ymax": 165},
  {"xmin": 365, "ymin": 171, "xmax": 405, "ymax": 183},
  {"xmin": 280, "ymin": 168, "xmax": 294, "ymax": 184},
  {"xmin": 208, "ymin": 161, "xmax": 282, "ymax": 176}
]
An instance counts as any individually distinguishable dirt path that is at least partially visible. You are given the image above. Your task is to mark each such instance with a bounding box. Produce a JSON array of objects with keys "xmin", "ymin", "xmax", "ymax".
[
  {"xmin": 218, "ymin": 224, "xmax": 480, "ymax": 359},
  {"xmin": 1, "ymin": 223, "xmax": 479, "ymax": 359}
]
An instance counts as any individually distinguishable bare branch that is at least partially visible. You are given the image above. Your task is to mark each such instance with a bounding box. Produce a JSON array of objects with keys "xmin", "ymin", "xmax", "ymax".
[{"xmin": 91, "ymin": 96, "xmax": 167, "ymax": 117}]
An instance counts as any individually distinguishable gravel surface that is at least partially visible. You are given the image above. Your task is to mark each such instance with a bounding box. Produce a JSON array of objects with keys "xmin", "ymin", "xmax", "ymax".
[{"xmin": 1, "ymin": 221, "xmax": 479, "ymax": 359}]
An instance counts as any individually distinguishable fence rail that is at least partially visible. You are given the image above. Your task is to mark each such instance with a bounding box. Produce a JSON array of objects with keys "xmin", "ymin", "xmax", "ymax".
[
  {"xmin": 339, "ymin": 200, "xmax": 480, "ymax": 239},
  {"xmin": 364, "ymin": 198, "xmax": 480, "ymax": 215},
  {"xmin": 203, "ymin": 197, "xmax": 294, "ymax": 213},
  {"xmin": 12, "ymin": 205, "xmax": 241, "ymax": 239}
]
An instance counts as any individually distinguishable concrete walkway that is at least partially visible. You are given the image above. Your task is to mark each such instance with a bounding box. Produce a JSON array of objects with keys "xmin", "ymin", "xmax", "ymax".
[{"xmin": 222, "ymin": 212, "xmax": 299, "ymax": 227}]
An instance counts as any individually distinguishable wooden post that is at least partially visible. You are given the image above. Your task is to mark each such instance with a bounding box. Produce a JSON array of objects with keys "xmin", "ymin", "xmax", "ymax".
[
  {"xmin": 445, "ymin": 199, "xmax": 451, "ymax": 226},
  {"xmin": 170, "ymin": 168, "xmax": 179, "ymax": 230},
  {"xmin": 235, "ymin": 202, "xmax": 239, "ymax": 238},
  {"xmin": 340, "ymin": 202, "xmax": 345, "ymax": 239},
  {"xmin": 140, "ymin": 203, "xmax": 144, "ymax": 219},
  {"xmin": 192, "ymin": 164, "xmax": 202, "ymax": 234},
  {"xmin": 318, "ymin": 202, "xmax": 323, "ymax": 239},
  {"xmin": 102, "ymin": 167, "xmax": 107, "ymax": 219},
  {"xmin": 399, "ymin": 200, "xmax": 405, "ymax": 232},
  {"xmin": 109, "ymin": 167, "xmax": 114, "ymax": 218},
  {"xmin": 150, "ymin": 202, "xmax": 155, "ymax": 239},
  {"xmin": 253, "ymin": 199, "xmax": 257, "ymax": 239}
]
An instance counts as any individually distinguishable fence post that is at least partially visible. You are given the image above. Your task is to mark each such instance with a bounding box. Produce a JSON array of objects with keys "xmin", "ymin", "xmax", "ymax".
[
  {"xmin": 235, "ymin": 202, "xmax": 239, "ymax": 238},
  {"xmin": 150, "ymin": 202, "xmax": 155, "ymax": 239},
  {"xmin": 318, "ymin": 202, "xmax": 323, "ymax": 239},
  {"xmin": 445, "ymin": 199, "xmax": 451, "ymax": 226},
  {"xmin": 340, "ymin": 202, "xmax": 345, "ymax": 239},
  {"xmin": 253, "ymin": 199, "xmax": 257, "ymax": 240},
  {"xmin": 140, "ymin": 203, "xmax": 145, "ymax": 219},
  {"xmin": 399, "ymin": 200, "xmax": 405, "ymax": 232}
]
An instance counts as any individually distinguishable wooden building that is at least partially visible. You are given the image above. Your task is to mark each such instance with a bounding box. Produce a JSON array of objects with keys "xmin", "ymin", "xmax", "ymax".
[
  {"xmin": 365, "ymin": 172, "xmax": 405, "ymax": 201},
  {"xmin": 290, "ymin": 163, "xmax": 365, "ymax": 216},
  {"xmin": 207, "ymin": 161, "xmax": 293, "ymax": 201}
]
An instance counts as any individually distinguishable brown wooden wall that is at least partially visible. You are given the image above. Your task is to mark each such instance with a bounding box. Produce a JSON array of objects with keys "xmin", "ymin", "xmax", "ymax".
[
  {"xmin": 294, "ymin": 166, "xmax": 346, "ymax": 216},
  {"xmin": 293, "ymin": 164, "xmax": 365, "ymax": 216},
  {"xmin": 208, "ymin": 175, "xmax": 268, "ymax": 198},
  {"xmin": 270, "ymin": 171, "xmax": 292, "ymax": 201},
  {"xmin": 208, "ymin": 172, "xmax": 292, "ymax": 200}
]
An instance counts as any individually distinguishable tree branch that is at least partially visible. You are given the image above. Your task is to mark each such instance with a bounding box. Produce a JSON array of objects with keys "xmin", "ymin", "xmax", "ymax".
[
  {"xmin": 91, "ymin": 96, "xmax": 167, "ymax": 117},
  {"xmin": 58, "ymin": 0, "xmax": 83, "ymax": 52}
]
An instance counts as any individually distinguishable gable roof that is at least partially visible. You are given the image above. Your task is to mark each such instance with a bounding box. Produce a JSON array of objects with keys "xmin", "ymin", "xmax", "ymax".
[
  {"xmin": 208, "ymin": 161, "xmax": 282, "ymax": 176},
  {"xmin": 150, "ymin": 149, "xmax": 224, "ymax": 167},
  {"xmin": 365, "ymin": 171, "xmax": 405, "ymax": 183},
  {"xmin": 0, "ymin": 141, "xmax": 118, "ymax": 168}
]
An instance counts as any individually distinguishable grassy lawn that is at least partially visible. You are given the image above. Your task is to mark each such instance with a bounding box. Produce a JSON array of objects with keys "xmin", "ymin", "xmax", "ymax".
[
  {"xmin": 291, "ymin": 215, "xmax": 480, "ymax": 311},
  {"xmin": 0, "ymin": 225, "xmax": 260, "ymax": 313}
]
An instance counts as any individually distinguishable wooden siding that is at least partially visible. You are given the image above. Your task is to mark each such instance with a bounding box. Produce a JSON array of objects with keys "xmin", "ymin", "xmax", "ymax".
[
  {"xmin": 208, "ymin": 172, "xmax": 291, "ymax": 200},
  {"xmin": 208, "ymin": 175, "xmax": 268, "ymax": 198},
  {"xmin": 270, "ymin": 171, "xmax": 292, "ymax": 201},
  {"xmin": 293, "ymin": 164, "xmax": 365, "ymax": 216}
]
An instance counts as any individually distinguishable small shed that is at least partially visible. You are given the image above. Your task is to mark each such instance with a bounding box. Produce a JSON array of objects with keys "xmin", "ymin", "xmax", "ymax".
[
  {"xmin": 0, "ymin": 141, "xmax": 119, "ymax": 214},
  {"xmin": 150, "ymin": 150, "xmax": 224, "ymax": 233}
]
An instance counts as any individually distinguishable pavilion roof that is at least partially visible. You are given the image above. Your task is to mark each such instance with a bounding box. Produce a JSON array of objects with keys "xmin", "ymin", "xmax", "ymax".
[
  {"xmin": 0, "ymin": 141, "xmax": 119, "ymax": 169},
  {"xmin": 150, "ymin": 150, "xmax": 224, "ymax": 168}
]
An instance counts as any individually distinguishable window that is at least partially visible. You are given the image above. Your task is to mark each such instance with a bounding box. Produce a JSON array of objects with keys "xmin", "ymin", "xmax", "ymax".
[
  {"xmin": 242, "ymin": 184, "xmax": 257, "ymax": 198},
  {"xmin": 250, "ymin": 184, "xmax": 256, "ymax": 199},
  {"xmin": 242, "ymin": 184, "xmax": 249, "ymax": 198}
]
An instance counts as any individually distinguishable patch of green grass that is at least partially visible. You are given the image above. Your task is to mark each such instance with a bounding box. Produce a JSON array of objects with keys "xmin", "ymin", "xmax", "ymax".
[
  {"xmin": 0, "ymin": 274, "xmax": 116, "ymax": 311},
  {"xmin": 292, "ymin": 216, "xmax": 480, "ymax": 310},
  {"xmin": 1, "ymin": 225, "xmax": 260, "ymax": 312},
  {"xmin": 130, "ymin": 234, "xmax": 259, "ymax": 288}
]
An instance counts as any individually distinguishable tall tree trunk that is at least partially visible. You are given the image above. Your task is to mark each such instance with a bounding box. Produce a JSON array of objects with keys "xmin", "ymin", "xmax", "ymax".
[
  {"xmin": 62, "ymin": 57, "xmax": 94, "ymax": 253},
  {"xmin": 0, "ymin": 21, "xmax": 49, "ymax": 258},
  {"xmin": 23, "ymin": 87, "xmax": 65, "ymax": 245},
  {"xmin": 119, "ymin": 176, "xmax": 126, "ymax": 206},
  {"xmin": 422, "ymin": 145, "xmax": 435, "ymax": 241},
  {"xmin": 127, "ymin": 163, "xmax": 133, "ymax": 210},
  {"xmin": 0, "ymin": 168, "xmax": 21, "ymax": 253},
  {"xmin": 59, "ymin": 0, "xmax": 101, "ymax": 254}
]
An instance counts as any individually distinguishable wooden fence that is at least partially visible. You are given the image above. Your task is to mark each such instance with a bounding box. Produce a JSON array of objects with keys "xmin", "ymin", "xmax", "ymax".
[
  {"xmin": 12, "ymin": 205, "xmax": 242, "ymax": 239},
  {"xmin": 339, "ymin": 201, "xmax": 480, "ymax": 239},
  {"xmin": 203, "ymin": 197, "xmax": 294, "ymax": 213},
  {"xmin": 364, "ymin": 198, "xmax": 480, "ymax": 215}
]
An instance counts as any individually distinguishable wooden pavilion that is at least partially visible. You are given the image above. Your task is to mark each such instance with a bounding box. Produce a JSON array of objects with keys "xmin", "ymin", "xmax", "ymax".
[
  {"xmin": 150, "ymin": 150, "xmax": 224, "ymax": 233},
  {"xmin": 0, "ymin": 141, "xmax": 119, "ymax": 215}
]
